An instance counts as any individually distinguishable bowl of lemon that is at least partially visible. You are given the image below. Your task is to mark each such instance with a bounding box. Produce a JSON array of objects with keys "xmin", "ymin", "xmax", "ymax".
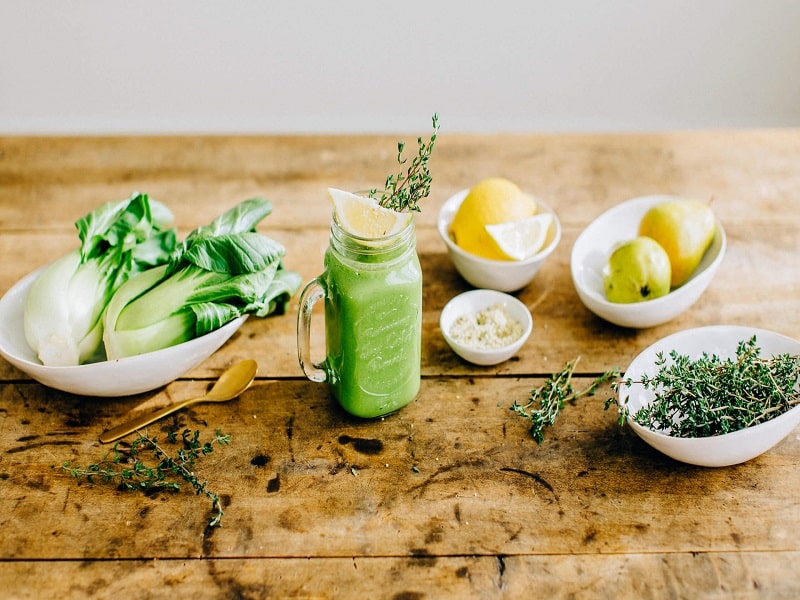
[
  {"xmin": 438, "ymin": 178, "xmax": 561, "ymax": 292},
  {"xmin": 570, "ymin": 194, "xmax": 726, "ymax": 328}
]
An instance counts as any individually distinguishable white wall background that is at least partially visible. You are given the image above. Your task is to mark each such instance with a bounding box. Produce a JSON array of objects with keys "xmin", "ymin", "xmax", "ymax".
[{"xmin": 2, "ymin": 0, "xmax": 799, "ymax": 134}]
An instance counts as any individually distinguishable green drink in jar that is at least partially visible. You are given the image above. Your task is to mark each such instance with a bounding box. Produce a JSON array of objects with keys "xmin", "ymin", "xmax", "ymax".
[
  {"xmin": 297, "ymin": 191, "xmax": 422, "ymax": 418},
  {"xmin": 298, "ymin": 116, "xmax": 437, "ymax": 417}
]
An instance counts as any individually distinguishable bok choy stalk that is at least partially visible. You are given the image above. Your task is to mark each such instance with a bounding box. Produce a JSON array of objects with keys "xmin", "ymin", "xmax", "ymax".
[
  {"xmin": 24, "ymin": 193, "xmax": 176, "ymax": 366},
  {"xmin": 103, "ymin": 198, "xmax": 302, "ymax": 359}
]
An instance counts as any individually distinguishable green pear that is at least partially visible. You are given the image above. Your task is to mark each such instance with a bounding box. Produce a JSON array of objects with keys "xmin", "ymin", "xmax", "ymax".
[
  {"xmin": 603, "ymin": 237, "xmax": 672, "ymax": 303},
  {"xmin": 638, "ymin": 199, "xmax": 715, "ymax": 287}
]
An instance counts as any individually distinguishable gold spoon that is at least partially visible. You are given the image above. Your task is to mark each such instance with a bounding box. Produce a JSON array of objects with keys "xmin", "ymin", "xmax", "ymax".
[{"xmin": 99, "ymin": 359, "xmax": 258, "ymax": 444}]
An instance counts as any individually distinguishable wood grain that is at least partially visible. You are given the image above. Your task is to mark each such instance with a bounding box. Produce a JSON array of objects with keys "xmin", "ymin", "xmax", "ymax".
[
  {"xmin": 1, "ymin": 131, "xmax": 799, "ymax": 598},
  {"xmin": 3, "ymin": 376, "xmax": 799, "ymax": 559},
  {"xmin": 0, "ymin": 552, "xmax": 795, "ymax": 599}
]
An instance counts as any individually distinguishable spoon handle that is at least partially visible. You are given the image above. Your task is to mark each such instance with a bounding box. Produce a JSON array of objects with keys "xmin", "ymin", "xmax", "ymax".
[{"xmin": 99, "ymin": 397, "xmax": 200, "ymax": 444}]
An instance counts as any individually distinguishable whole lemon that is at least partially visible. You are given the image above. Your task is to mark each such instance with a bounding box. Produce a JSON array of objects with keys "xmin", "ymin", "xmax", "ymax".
[{"xmin": 449, "ymin": 178, "xmax": 538, "ymax": 260}]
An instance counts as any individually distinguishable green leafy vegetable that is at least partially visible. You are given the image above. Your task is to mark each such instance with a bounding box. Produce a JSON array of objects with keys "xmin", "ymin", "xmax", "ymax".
[
  {"xmin": 24, "ymin": 193, "xmax": 176, "ymax": 366},
  {"xmin": 103, "ymin": 198, "xmax": 302, "ymax": 359}
]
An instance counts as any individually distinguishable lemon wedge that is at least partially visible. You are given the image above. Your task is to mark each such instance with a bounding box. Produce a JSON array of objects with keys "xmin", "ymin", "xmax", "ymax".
[
  {"xmin": 328, "ymin": 188, "xmax": 410, "ymax": 239},
  {"xmin": 485, "ymin": 213, "xmax": 553, "ymax": 261}
]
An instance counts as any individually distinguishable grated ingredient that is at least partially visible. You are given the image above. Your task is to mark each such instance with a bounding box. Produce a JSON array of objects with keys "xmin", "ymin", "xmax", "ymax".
[{"xmin": 450, "ymin": 303, "xmax": 524, "ymax": 350}]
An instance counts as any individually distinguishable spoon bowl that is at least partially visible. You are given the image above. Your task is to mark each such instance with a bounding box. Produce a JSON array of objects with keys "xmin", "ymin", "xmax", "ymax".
[
  {"xmin": 99, "ymin": 359, "xmax": 258, "ymax": 443},
  {"xmin": 202, "ymin": 359, "xmax": 259, "ymax": 401}
]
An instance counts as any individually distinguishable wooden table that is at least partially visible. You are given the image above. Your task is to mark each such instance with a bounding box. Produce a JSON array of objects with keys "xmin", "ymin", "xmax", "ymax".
[{"xmin": 1, "ymin": 131, "xmax": 799, "ymax": 598}]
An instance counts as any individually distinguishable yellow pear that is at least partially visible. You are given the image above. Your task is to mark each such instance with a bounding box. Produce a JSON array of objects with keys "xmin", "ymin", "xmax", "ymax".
[
  {"xmin": 603, "ymin": 237, "xmax": 672, "ymax": 303},
  {"xmin": 638, "ymin": 199, "xmax": 715, "ymax": 287}
]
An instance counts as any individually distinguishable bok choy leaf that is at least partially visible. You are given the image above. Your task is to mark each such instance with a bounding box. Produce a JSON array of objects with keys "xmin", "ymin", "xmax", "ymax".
[
  {"xmin": 23, "ymin": 193, "xmax": 176, "ymax": 366},
  {"xmin": 103, "ymin": 198, "xmax": 301, "ymax": 359}
]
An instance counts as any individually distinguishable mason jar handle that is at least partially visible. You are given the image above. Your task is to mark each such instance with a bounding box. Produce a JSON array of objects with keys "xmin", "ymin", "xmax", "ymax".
[{"xmin": 297, "ymin": 277, "xmax": 328, "ymax": 383}]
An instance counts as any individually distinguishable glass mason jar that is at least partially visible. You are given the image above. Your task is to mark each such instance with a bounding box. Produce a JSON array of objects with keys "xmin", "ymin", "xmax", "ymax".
[{"xmin": 297, "ymin": 211, "xmax": 422, "ymax": 418}]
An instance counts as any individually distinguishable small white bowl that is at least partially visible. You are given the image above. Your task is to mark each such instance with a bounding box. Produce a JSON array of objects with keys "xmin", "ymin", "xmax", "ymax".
[
  {"xmin": 618, "ymin": 325, "xmax": 800, "ymax": 467},
  {"xmin": 570, "ymin": 194, "xmax": 726, "ymax": 328},
  {"xmin": 440, "ymin": 289, "xmax": 533, "ymax": 365},
  {"xmin": 0, "ymin": 267, "xmax": 247, "ymax": 397},
  {"xmin": 438, "ymin": 189, "xmax": 561, "ymax": 292}
]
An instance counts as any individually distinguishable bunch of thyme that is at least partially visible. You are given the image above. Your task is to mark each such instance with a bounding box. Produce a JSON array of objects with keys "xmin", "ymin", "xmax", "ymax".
[
  {"xmin": 614, "ymin": 336, "xmax": 800, "ymax": 438},
  {"xmin": 60, "ymin": 428, "xmax": 231, "ymax": 527},
  {"xmin": 370, "ymin": 113, "xmax": 439, "ymax": 212},
  {"xmin": 511, "ymin": 357, "xmax": 619, "ymax": 443}
]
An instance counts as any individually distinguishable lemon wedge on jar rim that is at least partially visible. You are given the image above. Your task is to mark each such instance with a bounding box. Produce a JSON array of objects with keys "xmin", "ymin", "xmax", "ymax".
[
  {"xmin": 485, "ymin": 212, "xmax": 553, "ymax": 261},
  {"xmin": 329, "ymin": 188, "xmax": 410, "ymax": 239}
]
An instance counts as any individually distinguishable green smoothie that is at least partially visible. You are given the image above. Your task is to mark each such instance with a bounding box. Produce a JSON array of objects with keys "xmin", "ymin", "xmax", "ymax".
[
  {"xmin": 321, "ymin": 218, "xmax": 422, "ymax": 417},
  {"xmin": 322, "ymin": 243, "xmax": 422, "ymax": 418},
  {"xmin": 296, "ymin": 212, "xmax": 423, "ymax": 418}
]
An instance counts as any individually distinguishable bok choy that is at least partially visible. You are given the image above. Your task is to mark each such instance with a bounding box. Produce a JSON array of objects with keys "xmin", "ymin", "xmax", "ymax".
[
  {"xmin": 23, "ymin": 193, "xmax": 176, "ymax": 366},
  {"xmin": 103, "ymin": 197, "xmax": 301, "ymax": 359}
]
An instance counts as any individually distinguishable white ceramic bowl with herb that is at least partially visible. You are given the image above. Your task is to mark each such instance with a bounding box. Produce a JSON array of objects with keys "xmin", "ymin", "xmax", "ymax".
[
  {"xmin": 570, "ymin": 195, "xmax": 726, "ymax": 329},
  {"xmin": 617, "ymin": 325, "xmax": 800, "ymax": 467},
  {"xmin": 437, "ymin": 189, "xmax": 561, "ymax": 292},
  {"xmin": 0, "ymin": 268, "xmax": 247, "ymax": 397},
  {"xmin": 440, "ymin": 289, "xmax": 533, "ymax": 365}
]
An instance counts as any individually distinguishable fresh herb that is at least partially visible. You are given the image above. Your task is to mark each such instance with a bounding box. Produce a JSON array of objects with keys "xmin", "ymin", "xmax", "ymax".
[
  {"xmin": 59, "ymin": 428, "xmax": 231, "ymax": 527},
  {"xmin": 613, "ymin": 336, "xmax": 800, "ymax": 438},
  {"xmin": 370, "ymin": 113, "xmax": 440, "ymax": 213},
  {"xmin": 511, "ymin": 357, "xmax": 620, "ymax": 443}
]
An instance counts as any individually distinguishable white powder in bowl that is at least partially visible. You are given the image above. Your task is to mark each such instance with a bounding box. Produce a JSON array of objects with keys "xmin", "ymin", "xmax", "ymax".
[{"xmin": 449, "ymin": 303, "xmax": 525, "ymax": 350}]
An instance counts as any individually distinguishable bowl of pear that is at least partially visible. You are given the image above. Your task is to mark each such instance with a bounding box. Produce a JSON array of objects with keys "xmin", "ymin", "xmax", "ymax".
[{"xmin": 571, "ymin": 194, "xmax": 726, "ymax": 328}]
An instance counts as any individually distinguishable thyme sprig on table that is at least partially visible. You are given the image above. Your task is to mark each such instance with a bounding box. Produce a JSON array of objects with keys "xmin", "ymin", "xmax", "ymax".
[
  {"xmin": 613, "ymin": 336, "xmax": 800, "ymax": 438},
  {"xmin": 60, "ymin": 428, "xmax": 231, "ymax": 527},
  {"xmin": 370, "ymin": 113, "xmax": 439, "ymax": 213},
  {"xmin": 511, "ymin": 357, "xmax": 620, "ymax": 443}
]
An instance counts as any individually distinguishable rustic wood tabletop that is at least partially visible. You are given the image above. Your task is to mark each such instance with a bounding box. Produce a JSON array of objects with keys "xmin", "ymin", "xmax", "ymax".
[{"xmin": 0, "ymin": 131, "xmax": 799, "ymax": 599}]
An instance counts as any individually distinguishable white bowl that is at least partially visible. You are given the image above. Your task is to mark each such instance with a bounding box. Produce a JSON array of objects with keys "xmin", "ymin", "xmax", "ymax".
[
  {"xmin": 570, "ymin": 194, "xmax": 726, "ymax": 328},
  {"xmin": 438, "ymin": 189, "xmax": 561, "ymax": 292},
  {"xmin": 0, "ymin": 267, "xmax": 247, "ymax": 397},
  {"xmin": 618, "ymin": 325, "xmax": 800, "ymax": 467},
  {"xmin": 440, "ymin": 289, "xmax": 533, "ymax": 365}
]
